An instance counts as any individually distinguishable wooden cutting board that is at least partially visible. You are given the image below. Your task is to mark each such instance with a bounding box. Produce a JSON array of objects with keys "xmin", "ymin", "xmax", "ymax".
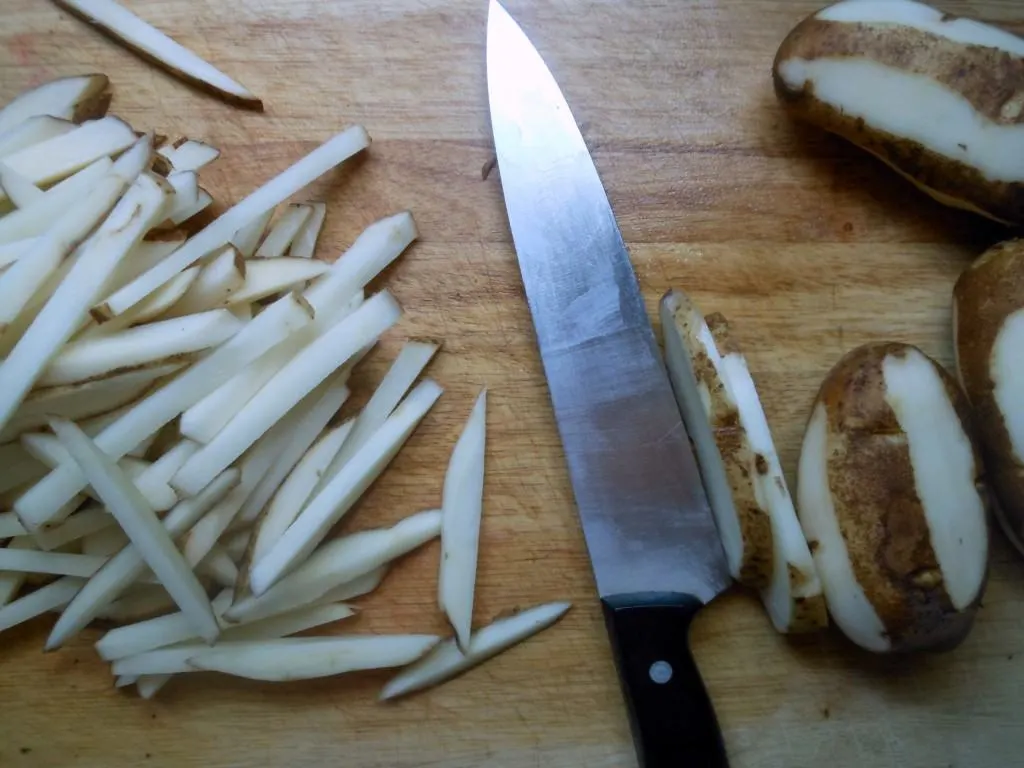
[{"xmin": 2, "ymin": 1, "xmax": 1023, "ymax": 766}]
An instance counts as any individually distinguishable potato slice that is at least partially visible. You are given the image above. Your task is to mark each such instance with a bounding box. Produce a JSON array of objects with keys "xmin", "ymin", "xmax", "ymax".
[
  {"xmin": 773, "ymin": 0, "xmax": 1024, "ymax": 224},
  {"xmin": 0, "ymin": 75, "xmax": 110, "ymax": 133},
  {"xmin": 797, "ymin": 342, "xmax": 989, "ymax": 652},
  {"xmin": 660, "ymin": 290, "xmax": 826, "ymax": 633},
  {"xmin": 954, "ymin": 239, "xmax": 1024, "ymax": 554},
  {"xmin": 52, "ymin": 0, "xmax": 262, "ymax": 110}
]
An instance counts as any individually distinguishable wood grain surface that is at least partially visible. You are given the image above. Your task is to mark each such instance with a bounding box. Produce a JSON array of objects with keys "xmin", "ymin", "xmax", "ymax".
[{"xmin": 2, "ymin": 1, "xmax": 1024, "ymax": 766}]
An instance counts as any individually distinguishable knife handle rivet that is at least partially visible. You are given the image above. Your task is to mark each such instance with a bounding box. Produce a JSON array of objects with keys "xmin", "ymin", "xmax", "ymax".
[{"xmin": 648, "ymin": 660, "xmax": 673, "ymax": 685}]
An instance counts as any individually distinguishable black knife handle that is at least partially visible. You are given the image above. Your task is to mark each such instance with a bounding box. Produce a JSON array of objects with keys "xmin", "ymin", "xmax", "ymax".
[{"xmin": 602, "ymin": 592, "xmax": 729, "ymax": 768}]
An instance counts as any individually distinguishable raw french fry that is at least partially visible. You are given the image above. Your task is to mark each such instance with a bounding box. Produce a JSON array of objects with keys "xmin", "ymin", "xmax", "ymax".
[
  {"xmin": 228, "ymin": 509, "xmax": 441, "ymax": 623},
  {"xmin": 2, "ymin": 116, "xmax": 137, "ymax": 187},
  {"xmin": 0, "ymin": 577, "xmax": 86, "ymax": 634},
  {"xmin": 136, "ymin": 674, "xmax": 170, "ymax": 698},
  {"xmin": 230, "ymin": 208, "xmax": 274, "ymax": 258},
  {"xmin": 46, "ymin": 468, "xmax": 237, "ymax": 649},
  {"xmin": 0, "ymin": 548, "xmax": 109, "ymax": 578},
  {"xmin": 133, "ymin": 439, "xmax": 198, "ymax": 505},
  {"xmin": 48, "ymin": 419, "xmax": 220, "ymax": 643},
  {"xmin": 199, "ymin": 546, "xmax": 238, "ymax": 587},
  {"xmin": 0, "ymin": 156, "xmax": 113, "ymax": 244},
  {"xmin": 255, "ymin": 204, "xmax": 313, "ymax": 258},
  {"xmin": 92, "ymin": 266, "xmax": 201, "ymax": 335},
  {"xmin": 250, "ymin": 379, "xmax": 443, "ymax": 594},
  {"xmin": 164, "ymin": 246, "xmax": 244, "ymax": 316},
  {"xmin": 0, "ymin": 238, "xmax": 36, "ymax": 270},
  {"xmin": 99, "ymin": 126, "xmax": 370, "ymax": 318},
  {"xmin": 113, "ymin": 603, "xmax": 358, "ymax": 676},
  {"xmin": 0, "ymin": 75, "xmax": 110, "ymax": 133},
  {"xmin": 0, "ymin": 512, "xmax": 27, "ymax": 538},
  {"xmin": 223, "ymin": 528, "xmax": 252, "ymax": 562},
  {"xmin": 96, "ymin": 584, "xmax": 178, "ymax": 623},
  {"xmin": 317, "ymin": 565, "xmax": 388, "ymax": 605},
  {"xmin": 163, "ymin": 171, "xmax": 199, "ymax": 226},
  {"xmin": 158, "ymin": 139, "xmax": 220, "ymax": 173},
  {"xmin": 0, "ymin": 163, "xmax": 43, "ymax": 208},
  {"xmin": 0, "ymin": 538, "xmax": 35, "ymax": 606},
  {"xmin": 15, "ymin": 292, "xmax": 313, "ymax": 530},
  {"xmin": 169, "ymin": 188, "xmax": 212, "ymax": 226},
  {"xmin": 172, "ymin": 291, "xmax": 401, "ymax": 496},
  {"xmin": 312, "ymin": 340, "xmax": 439, "ymax": 499},
  {"xmin": 187, "ymin": 635, "xmax": 439, "ymax": 682},
  {"xmin": 0, "ymin": 115, "xmax": 77, "ymax": 157},
  {"xmin": 438, "ymin": 390, "xmax": 487, "ymax": 650},
  {"xmin": 288, "ymin": 202, "xmax": 326, "ymax": 259},
  {"xmin": 97, "ymin": 237, "xmax": 187, "ymax": 308},
  {"xmin": 249, "ymin": 423, "xmax": 353, "ymax": 566},
  {"xmin": 41, "ymin": 309, "xmax": 242, "ymax": 386},
  {"xmin": 226, "ymin": 258, "xmax": 329, "ymax": 306},
  {"xmin": 0, "ymin": 141, "xmax": 159, "ymax": 435},
  {"xmin": 31, "ymin": 506, "xmax": 113, "ymax": 552},
  {"xmin": 381, "ymin": 602, "xmax": 572, "ymax": 700}
]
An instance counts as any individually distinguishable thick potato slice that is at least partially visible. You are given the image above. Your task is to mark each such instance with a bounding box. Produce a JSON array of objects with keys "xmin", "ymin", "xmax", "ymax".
[
  {"xmin": 954, "ymin": 239, "xmax": 1024, "ymax": 555},
  {"xmin": 797, "ymin": 342, "xmax": 989, "ymax": 653},
  {"xmin": 773, "ymin": 0, "xmax": 1024, "ymax": 225}
]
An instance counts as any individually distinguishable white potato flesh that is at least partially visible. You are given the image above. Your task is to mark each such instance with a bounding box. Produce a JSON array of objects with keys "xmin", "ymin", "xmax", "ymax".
[
  {"xmin": 168, "ymin": 189, "xmax": 212, "ymax": 226},
  {"xmin": 100, "ymin": 126, "xmax": 370, "ymax": 317},
  {"xmin": 97, "ymin": 589, "xmax": 226, "ymax": 658},
  {"xmin": 0, "ymin": 75, "xmax": 109, "ymax": 133},
  {"xmin": 0, "ymin": 537, "xmax": 35, "ymax": 606},
  {"xmin": 165, "ymin": 245, "xmax": 245, "ymax": 316},
  {"xmin": 316, "ymin": 566, "xmax": 388, "ymax": 605},
  {"xmin": 0, "ymin": 163, "xmax": 43, "ymax": 208},
  {"xmin": 2, "ymin": 116, "xmax": 137, "ymax": 187},
  {"xmin": 226, "ymin": 509, "xmax": 441, "ymax": 623},
  {"xmin": 48, "ymin": 418, "xmax": 219, "ymax": 642},
  {"xmin": 0, "ymin": 577, "xmax": 86, "ymax": 634},
  {"xmin": 438, "ymin": 389, "xmax": 487, "ymax": 650},
  {"xmin": 159, "ymin": 140, "xmax": 220, "ymax": 173},
  {"xmin": 100, "ymin": 236, "xmax": 186, "ymax": 301},
  {"xmin": 227, "ymin": 258, "xmax": 329, "ymax": 306},
  {"xmin": 53, "ymin": 0, "xmax": 262, "ymax": 109},
  {"xmin": 993, "ymin": 310, "xmax": 1024, "ymax": 469},
  {"xmin": 96, "ymin": 585, "xmax": 177, "ymax": 623},
  {"xmin": 15, "ymin": 292, "xmax": 313, "ymax": 530},
  {"xmin": 101, "ymin": 267, "xmax": 201, "ymax": 332},
  {"xmin": 0, "ymin": 115, "xmax": 76, "ymax": 157},
  {"xmin": 249, "ymin": 378, "xmax": 442, "ymax": 595},
  {"xmin": 230, "ymin": 208, "xmax": 274, "ymax": 258},
  {"xmin": 0, "ymin": 238, "xmax": 36, "ymax": 270},
  {"xmin": 381, "ymin": 601, "xmax": 571, "ymax": 700},
  {"xmin": 31, "ymin": 507, "xmax": 114, "ymax": 552},
  {"xmin": 133, "ymin": 440, "xmax": 199, "ymax": 505},
  {"xmin": 0, "ymin": 548, "xmax": 110, "ymax": 577},
  {"xmin": 163, "ymin": 171, "xmax": 199, "ymax": 225},
  {"xmin": 289, "ymin": 201, "xmax": 326, "ymax": 259},
  {"xmin": 186, "ymin": 635, "xmax": 439, "ymax": 682},
  {"xmin": 255, "ymin": 204, "xmax": 312, "ymax": 259}
]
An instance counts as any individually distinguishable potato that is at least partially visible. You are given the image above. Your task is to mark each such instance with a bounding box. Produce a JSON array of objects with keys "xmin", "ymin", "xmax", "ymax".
[
  {"xmin": 773, "ymin": 0, "xmax": 1024, "ymax": 225},
  {"xmin": 954, "ymin": 240, "xmax": 1024, "ymax": 555},
  {"xmin": 796, "ymin": 342, "xmax": 989, "ymax": 653}
]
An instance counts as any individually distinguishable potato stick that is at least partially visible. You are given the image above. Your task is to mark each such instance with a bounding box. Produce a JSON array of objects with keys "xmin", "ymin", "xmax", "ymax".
[
  {"xmin": 312, "ymin": 340, "xmax": 438, "ymax": 500},
  {"xmin": 316, "ymin": 566, "xmax": 388, "ymax": 605},
  {"xmin": 288, "ymin": 202, "xmax": 326, "ymax": 259},
  {"xmin": 103, "ymin": 236, "xmax": 185, "ymax": 298},
  {"xmin": 227, "ymin": 509, "xmax": 441, "ymax": 623},
  {"xmin": 96, "ymin": 584, "xmax": 178, "ymax": 623},
  {"xmin": 81, "ymin": 524, "xmax": 129, "ymax": 557},
  {"xmin": 226, "ymin": 258, "xmax": 328, "ymax": 305},
  {"xmin": 0, "ymin": 237, "xmax": 36, "ymax": 269},
  {"xmin": 250, "ymin": 379, "xmax": 442, "ymax": 594},
  {"xmin": 164, "ymin": 246, "xmax": 244, "ymax": 316},
  {"xmin": 0, "ymin": 115, "xmax": 76, "ymax": 157},
  {"xmin": 0, "ymin": 142, "xmax": 159, "ymax": 436},
  {"xmin": 113, "ymin": 603, "xmax": 358, "ymax": 677},
  {"xmin": 159, "ymin": 139, "xmax": 220, "ymax": 173},
  {"xmin": 255, "ymin": 204, "xmax": 312, "ymax": 259},
  {"xmin": 15, "ymin": 292, "xmax": 313, "ymax": 530},
  {"xmin": 133, "ymin": 439, "xmax": 198, "ymax": 504},
  {"xmin": 90, "ymin": 267, "xmax": 200, "ymax": 336},
  {"xmin": 163, "ymin": 171, "xmax": 198, "ymax": 225},
  {"xmin": 167, "ymin": 188, "xmax": 212, "ymax": 226},
  {"xmin": 0, "ymin": 162, "xmax": 43, "ymax": 207},
  {"xmin": 0, "ymin": 75, "xmax": 109, "ymax": 133},
  {"xmin": 0, "ymin": 548, "xmax": 109, "ymax": 577},
  {"xmin": 172, "ymin": 291, "xmax": 400, "ymax": 496},
  {"xmin": 2, "ymin": 116, "xmax": 136, "ymax": 187},
  {"xmin": 187, "ymin": 634, "xmax": 438, "ymax": 682},
  {"xmin": 46, "ymin": 468, "xmax": 237, "ymax": 649},
  {"xmin": 41, "ymin": 309, "xmax": 241, "ymax": 387},
  {"xmin": 198, "ymin": 546, "xmax": 237, "ymax": 587},
  {"xmin": 223, "ymin": 528, "xmax": 252, "ymax": 563},
  {"xmin": 31, "ymin": 506, "xmax": 114, "ymax": 552},
  {"xmin": 438, "ymin": 389, "xmax": 487, "ymax": 650},
  {"xmin": 0, "ymin": 576, "xmax": 86, "ymax": 634},
  {"xmin": 230, "ymin": 208, "xmax": 273, "ymax": 258},
  {"xmin": 381, "ymin": 602, "xmax": 572, "ymax": 700},
  {"xmin": 0, "ymin": 157, "xmax": 112, "ymax": 244},
  {"xmin": 100, "ymin": 126, "xmax": 370, "ymax": 318},
  {"xmin": 0, "ymin": 512, "xmax": 27, "ymax": 538},
  {"xmin": 0, "ymin": 537, "xmax": 36, "ymax": 606}
]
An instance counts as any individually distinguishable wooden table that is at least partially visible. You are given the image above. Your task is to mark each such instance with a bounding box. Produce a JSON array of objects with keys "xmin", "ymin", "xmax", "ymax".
[{"xmin": 2, "ymin": 1, "xmax": 1023, "ymax": 765}]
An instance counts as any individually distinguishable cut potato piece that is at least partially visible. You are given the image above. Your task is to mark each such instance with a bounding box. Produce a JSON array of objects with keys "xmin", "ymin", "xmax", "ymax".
[
  {"xmin": 96, "ymin": 585, "xmax": 179, "ymax": 623},
  {"xmin": 227, "ymin": 509, "xmax": 441, "ymax": 623},
  {"xmin": 230, "ymin": 207, "xmax": 274, "ymax": 258},
  {"xmin": 797, "ymin": 342, "xmax": 989, "ymax": 653},
  {"xmin": 31, "ymin": 507, "xmax": 114, "ymax": 552},
  {"xmin": 164, "ymin": 245, "xmax": 244, "ymax": 316},
  {"xmin": 158, "ymin": 139, "xmax": 220, "ymax": 173},
  {"xmin": 773, "ymin": 0, "xmax": 1024, "ymax": 225},
  {"xmin": 0, "ymin": 537, "xmax": 35, "ymax": 606},
  {"xmin": 53, "ymin": 0, "xmax": 262, "ymax": 110},
  {"xmin": 0, "ymin": 75, "xmax": 110, "ymax": 133},
  {"xmin": 2, "ymin": 116, "xmax": 137, "ymax": 188},
  {"xmin": 250, "ymin": 378, "xmax": 442, "ymax": 595},
  {"xmin": 381, "ymin": 601, "xmax": 571, "ymax": 700},
  {"xmin": 0, "ymin": 163, "xmax": 43, "ymax": 208},
  {"xmin": 162, "ymin": 171, "xmax": 199, "ymax": 226},
  {"xmin": 94, "ymin": 266, "xmax": 200, "ymax": 333},
  {"xmin": 187, "ymin": 634, "xmax": 438, "ymax": 682},
  {"xmin": 100, "ymin": 126, "xmax": 370, "ymax": 318},
  {"xmin": 102, "ymin": 236, "xmax": 186, "ymax": 299},
  {"xmin": 660, "ymin": 290, "xmax": 826, "ymax": 633},
  {"xmin": 0, "ymin": 577, "xmax": 86, "ymax": 634},
  {"xmin": 255, "ymin": 204, "xmax": 313, "ymax": 258},
  {"xmin": 438, "ymin": 389, "xmax": 486, "ymax": 650},
  {"xmin": 169, "ymin": 188, "xmax": 212, "ymax": 226},
  {"xmin": 0, "ymin": 238, "xmax": 37, "ymax": 270},
  {"xmin": 954, "ymin": 239, "xmax": 1024, "ymax": 554},
  {"xmin": 289, "ymin": 201, "xmax": 326, "ymax": 259},
  {"xmin": 0, "ymin": 548, "xmax": 110, "ymax": 578},
  {"xmin": 0, "ymin": 116, "xmax": 77, "ymax": 158},
  {"xmin": 15, "ymin": 292, "xmax": 313, "ymax": 530},
  {"xmin": 227, "ymin": 258, "xmax": 329, "ymax": 306},
  {"xmin": 172, "ymin": 290, "xmax": 400, "ymax": 497}
]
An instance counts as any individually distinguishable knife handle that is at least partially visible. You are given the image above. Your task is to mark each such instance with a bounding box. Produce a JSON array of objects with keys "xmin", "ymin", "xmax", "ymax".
[{"xmin": 602, "ymin": 592, "xmax": 729, "ymax": 768}]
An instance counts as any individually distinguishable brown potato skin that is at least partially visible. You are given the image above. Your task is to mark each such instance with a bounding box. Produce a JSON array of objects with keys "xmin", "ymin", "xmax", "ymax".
[
  {"xmin": 772, "ymin": 13, "xmax": 1024, "ymax": 225},
  {"xmin": 818, "ymin": 342, "xmax": 987, "ymax": 652},
  {"xmin": 954, "ymin": 240, "xmax": 1024, "ymax": 554}
]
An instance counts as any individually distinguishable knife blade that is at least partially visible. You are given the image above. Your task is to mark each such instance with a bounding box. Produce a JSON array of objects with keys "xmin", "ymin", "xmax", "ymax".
[{"xmin": 486, "ymin": 2, "xmax": 732, "ymax": 766}]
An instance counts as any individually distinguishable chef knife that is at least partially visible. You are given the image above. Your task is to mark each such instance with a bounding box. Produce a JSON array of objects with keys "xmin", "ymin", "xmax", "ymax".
[{"xmin": 486, "ymin": 2, "xmax": 732, "ymax": 766}]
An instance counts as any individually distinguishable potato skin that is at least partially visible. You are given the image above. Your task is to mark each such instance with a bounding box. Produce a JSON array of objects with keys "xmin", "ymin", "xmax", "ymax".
[
  {"xmin": 772, "ymin": 10, "xmax": 1024, "ymax": 224},
  {"xmin": 954, "ymin": 240, "xmax": 1024, "ymax": 552},
  {"xmin": 815, "ymin": 342, "xmax": 986, "ymax": 652}
]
